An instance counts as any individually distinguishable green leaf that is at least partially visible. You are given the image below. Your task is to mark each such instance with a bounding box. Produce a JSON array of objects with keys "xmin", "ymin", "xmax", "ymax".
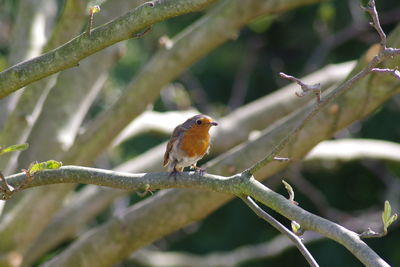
[
  {"xmin": 29, "ymin": 160, "xmax": 63, "ymax": 174},
  {"xmin": 44, "ymin": 160, "xmax": 63, "ymax": 169},
  {"xmin": 382, "ymin": 200, "xmax": 398, "ymax": 232},
  {"xmin": 387, "ymin": 214, "xmax": 398, "ymax": 227},
  {"xmin": 0, "ymin": 143, "xmax": 29, "ymax": 156},
  {"xmin": 89, "ymin": 5, "xmax": 101, "ymax": 14},
  {"xmin": 291, "ymin": 221, "xmax": 301, "ymax": 234},
  {"xmin": 382, "ymin": 201, "xmax": 391, "ymax": 222}
]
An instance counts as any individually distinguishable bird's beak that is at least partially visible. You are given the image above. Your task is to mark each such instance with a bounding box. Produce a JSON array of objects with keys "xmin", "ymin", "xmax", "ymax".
[{"xmin": 210, "ymin": 121, "xmax": 218, "ymax": 126}]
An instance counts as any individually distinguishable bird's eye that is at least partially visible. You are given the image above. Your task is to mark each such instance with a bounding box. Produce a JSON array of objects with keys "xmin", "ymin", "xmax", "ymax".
[{"xmin": 196, "ymin": 119, "xmax": 202, "ymax": 125}]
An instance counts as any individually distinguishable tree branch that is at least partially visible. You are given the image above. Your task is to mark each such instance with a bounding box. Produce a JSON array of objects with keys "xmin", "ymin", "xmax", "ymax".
[
  {"xmin": 7, "ymin": 0, "xmax": 56, "ymax": 66},
  {"xmin": 3, "ymin": 166, "xmax": 235, "ymax": 196},
  {"xmin": 305, "ymin": 139, "xmax": 400, "ymax": 163},
  {"xmin": 2, "ymin": 166, "xmax": 389, "ymax": 266},
  {"xmin": 111, "ymin": 110, "xmax": 199, "ymax": 147},
  {"xmin": 0, "ymin": 0, "xmax": 217, "ymax": 99}
]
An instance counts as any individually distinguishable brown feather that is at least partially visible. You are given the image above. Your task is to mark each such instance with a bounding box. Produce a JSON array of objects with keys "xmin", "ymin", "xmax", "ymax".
[
  {"xmin": 163, "ymin": 124, "xmax": 184, "ymax": 166},
  {"xmin": 163, "ymin": 139, "xmax": 173, "ymax": 166}
]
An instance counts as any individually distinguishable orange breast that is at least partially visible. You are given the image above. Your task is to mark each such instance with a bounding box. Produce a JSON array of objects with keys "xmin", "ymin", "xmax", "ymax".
[{"xmin": 180, "ymin": 127, "xmax": 210, "ymax": 158}]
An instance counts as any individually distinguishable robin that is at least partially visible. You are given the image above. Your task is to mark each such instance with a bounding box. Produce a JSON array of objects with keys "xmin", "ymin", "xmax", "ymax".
[{"xmin": 163, "ymin": 114, "xmax": 218, "ymax": 175}]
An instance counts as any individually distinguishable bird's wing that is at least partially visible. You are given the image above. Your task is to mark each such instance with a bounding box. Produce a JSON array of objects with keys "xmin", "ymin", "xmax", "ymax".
[
  {"xmin": 163, "ymin": 125, "xmax": 184, "ymax": 166},
  {"xmin": 163, "ymin": 139, "xmax": 174, "ymax": 166}
]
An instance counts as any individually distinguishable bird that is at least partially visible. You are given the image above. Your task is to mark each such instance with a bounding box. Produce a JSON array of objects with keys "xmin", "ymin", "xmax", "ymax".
[{"xmin": 163, "ymin": 114, "xmax": 218, "ymax": 175}]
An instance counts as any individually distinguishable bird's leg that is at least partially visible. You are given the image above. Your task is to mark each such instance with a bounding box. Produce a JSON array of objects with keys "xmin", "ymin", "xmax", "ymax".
[
  {"xmin": 169, "ymin": 163, "xmax": 182, "ymax": 181},
  {"xmin": 169, "ymin": 169, "xmax": 179, "ymax": 181},
  {"xmin": 191, "ymin": 163, "xmax": 205, "ymax": 176}
]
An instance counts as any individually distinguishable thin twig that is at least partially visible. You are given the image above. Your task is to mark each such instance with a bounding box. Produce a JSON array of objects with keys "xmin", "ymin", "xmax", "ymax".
[
  {"xmin": 241, "ymin": 196, "xmax": 319, "ymax": 267},
  {"xmin": 304, "ymin": 5, "xmax": 400, "ymax": 73},
  {"xmin": 87, "ymin": 6, "xmax": 101, "ymax": 36},
  {"xmin": 279, "ymin": 72, "xmax": 322, "ymax": 103},
  {"xmin": 361, "ymin": 0, "xmax": 386, "ymax": 48},
  {"xmin": 359, "ymin": 228, "xmax": 387, "ymax": 239},
  {"xmin": 274, "ymin": 157, "xmax": 290, "ymax": 161},
  {"xmin": 362, "ymin": 0, "xmax": 400, "ymax": 56},
  {"xmin": 371, "ymin": 68, "xmax": 400, "ymax": 80}
]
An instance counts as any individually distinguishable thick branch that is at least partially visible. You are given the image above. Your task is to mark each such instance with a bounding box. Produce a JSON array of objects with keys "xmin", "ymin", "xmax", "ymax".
[
  {"xmin": 305, "ymin": 139, "xmax": 400, "ymax": 163},
  {"xmin": 7, "ymin": 0, "xmax": 56, "ymax": 65},
  {"xmin": 3, "ymin": 166, "xmax": 235, "ymax": 196},
  {"xmin": 111, "ymin": 110, "xmax": 199, "ymax": 147},
  {"xmin": 0, "ymin": 0, "xmax": 217, "ymax": 99}
]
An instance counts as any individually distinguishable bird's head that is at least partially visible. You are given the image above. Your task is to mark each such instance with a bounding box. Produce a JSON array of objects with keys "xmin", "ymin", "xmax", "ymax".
[{"xmin": 184, "ymin": 114, "xmax": 218, "ymax": 132}]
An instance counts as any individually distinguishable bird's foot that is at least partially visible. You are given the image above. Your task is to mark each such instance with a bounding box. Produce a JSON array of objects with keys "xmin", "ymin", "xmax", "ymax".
[{"xmin": 191, "ymin": 165, "xmax": 205, "ymax": 176}]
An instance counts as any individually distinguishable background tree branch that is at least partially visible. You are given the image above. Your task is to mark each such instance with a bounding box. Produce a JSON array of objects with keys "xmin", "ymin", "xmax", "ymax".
[{"xmin": 0, "ymin": 0, "xmax": 218, "ymax": 98}]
